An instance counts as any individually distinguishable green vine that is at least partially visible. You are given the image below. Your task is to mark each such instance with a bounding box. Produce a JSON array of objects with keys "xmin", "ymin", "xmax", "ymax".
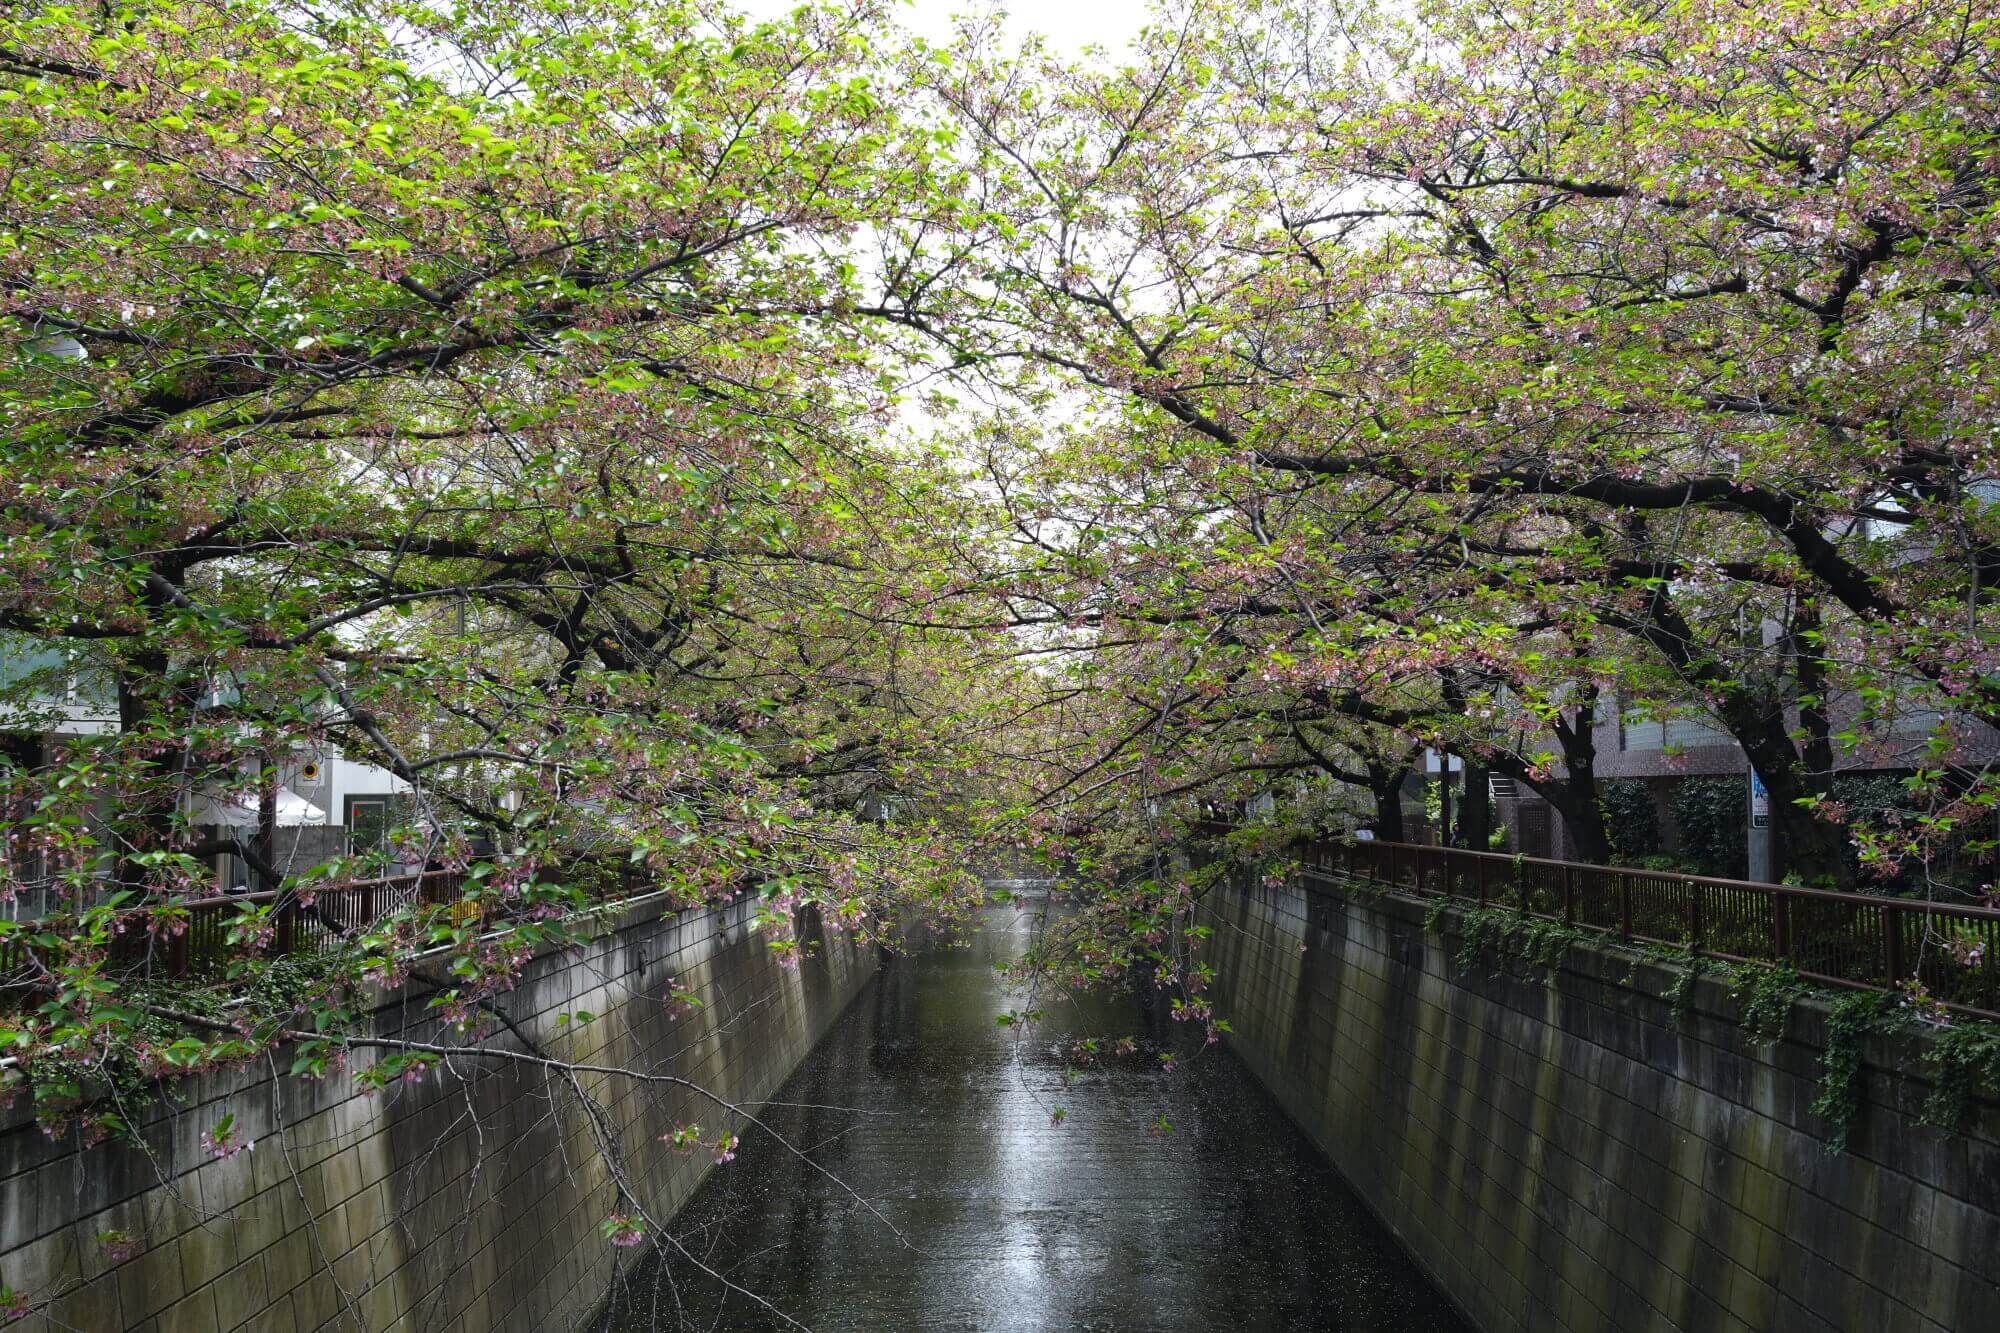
[
  {"xmin": 1435, "ymin": 903, "xmax": 1584, "ymax": 985},
  {"xmin": 1663, "ymin": 949, "xmax": 1705, "ymax": 1030},
  {"xmin": 1452, "ymin": 907, "xmax": 1510, "ymax": 977},
  {"xmin": 1379, "ymin": 875, "xmax": 2000, "ymax": 1151},
  {"xmin": 1811, "ymin": 990, "xmax": 1897, "ymax": 1152},
  {"xmin": 1921, "ymin": 1023, "xmax": 2000, "ymax": 1133},
  {"xmin": 1727, "ymin": 962, "xmax": 1803, "ymax": 1045},
  {"xmin": 1524, "ymin": 920, "xmax": 1587, "ymax": 979},
  {"xmin": 6, "ymin": 949, "xmax": 350, "ymax": 1143}
]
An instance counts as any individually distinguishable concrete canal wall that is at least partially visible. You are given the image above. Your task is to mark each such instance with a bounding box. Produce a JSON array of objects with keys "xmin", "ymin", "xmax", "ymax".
[
  {"xmin": 1202, "ymin": 866, "xmax": 2000, "ymax": 1333},
  {"xmin": 0, "ymin": 898, "xmax": 877, "ymax": 1332}
]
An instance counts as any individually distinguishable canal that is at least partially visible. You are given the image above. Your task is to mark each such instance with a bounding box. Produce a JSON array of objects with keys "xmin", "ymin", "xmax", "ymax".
[{"xmin": 597, "ymin": 896, "xmax": 1468, "ymax": 1331}]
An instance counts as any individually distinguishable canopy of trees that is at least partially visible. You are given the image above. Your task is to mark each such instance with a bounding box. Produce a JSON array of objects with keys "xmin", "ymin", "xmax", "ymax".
[{"xmin": 2, "ymin": 0, "xmax": 1995, "ymax": 1136}]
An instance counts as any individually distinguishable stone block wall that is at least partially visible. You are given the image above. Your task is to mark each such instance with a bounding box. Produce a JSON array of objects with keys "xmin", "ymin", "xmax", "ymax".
[
  {"xmin": 1201, "ymin": 867, "xmax": 2000, "ymax": 1333},
  {"xmin": 0, "ymin": 897, "xmax": 877, "ymax": 1332}
]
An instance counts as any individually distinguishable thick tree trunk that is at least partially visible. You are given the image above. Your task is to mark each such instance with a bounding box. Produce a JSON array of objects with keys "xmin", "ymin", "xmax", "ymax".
[
  {"xmin": 1458, "ymin": 762, "xmax": 1492, "ymax": 850},
  {"xmin": 1719, "ymin": 690, "xmax": 1845, "ymax": 887},
  {"xmin": 1546, "ymin": 685, "xmax": 1612, "ymax": 864},
  {"xmin": 1366, "ymin": 761, "xmax": 1406, "ymax": 841},
  {"xmin": 1485, "ymin": 757, "xmax": 1612, "ymax": 865},
  {"xmin": 1766, "ymin": 770, "xmax": 1849, "ymax": 887},
  {"xmin": 1548, "ymin": 789, "xmax": 1615, "ymax": 864}
]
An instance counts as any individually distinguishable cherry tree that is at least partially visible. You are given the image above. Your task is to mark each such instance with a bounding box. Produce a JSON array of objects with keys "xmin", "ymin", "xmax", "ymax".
[{"xmin": 0, "ymin": 0, "xmax": 1012, "ymax": 1169}]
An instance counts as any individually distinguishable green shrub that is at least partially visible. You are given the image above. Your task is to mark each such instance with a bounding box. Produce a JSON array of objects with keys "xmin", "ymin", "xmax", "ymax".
[
  {"xmin": 1601, "ymin": 780, "xmax": 1661, "ymax": 861},
  {"xmin": 1671, "ymin": 776, "xmax": 1747, "ymax": 879}
]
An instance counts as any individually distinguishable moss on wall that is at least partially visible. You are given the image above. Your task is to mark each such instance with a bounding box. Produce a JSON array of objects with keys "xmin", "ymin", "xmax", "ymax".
[
  {"xmin": 1200, "ymin": 867, "xmax": 2000, "ymax": 1333},
  {"xmin": 0, "ymin": 901, "xmax": 877, "ymax": 1332}
]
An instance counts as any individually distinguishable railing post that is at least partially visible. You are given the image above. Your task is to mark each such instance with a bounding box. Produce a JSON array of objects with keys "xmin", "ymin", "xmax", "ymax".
[
  {"xmin": 1688, "ymin": 884, "xmax": 1704, "ymax": 955},
  {"xmin": 1563, "ymin": 865, "xmax": 1575, "ymax": 926},
  {"xmin": 276, "ymin": 899, "xmax": 295, "ymax": 956},
  {"xmin": 1476, "ymin": 856, "xmax": 1488, "ymax": 906},
  {"xmin": 1771, "ymin": 893, "xmax": 1790, "ymax": 962},
  {"xmin": 1618, "ymin": 872, "xmax": 1632, "ymax": 941},
  {"xmin": 1884, "ymin": 904, "xmax": 1906, "ymax": 984}
]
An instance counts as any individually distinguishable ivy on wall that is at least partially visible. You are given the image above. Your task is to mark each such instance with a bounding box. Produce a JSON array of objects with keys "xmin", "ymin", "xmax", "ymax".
[{"xmin": 1410, "ymin": 888, "xmax": 1998, "ymax": 1152}]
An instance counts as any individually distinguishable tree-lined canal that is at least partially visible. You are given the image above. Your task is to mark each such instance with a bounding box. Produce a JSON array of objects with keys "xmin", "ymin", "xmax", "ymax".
[{"xmin": 597, "ymin": 898, "xmax": 1467, "ymax": 1331}]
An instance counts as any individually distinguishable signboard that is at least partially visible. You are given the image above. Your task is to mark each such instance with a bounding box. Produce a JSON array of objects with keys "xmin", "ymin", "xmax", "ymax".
[
  {"xmin": 1749, "ymin": 769, "xmax": 1770, "ymax": 829},
  {"xmin": 1420, "ymin": 748, "xmax": 1463, "ymax": 774}
]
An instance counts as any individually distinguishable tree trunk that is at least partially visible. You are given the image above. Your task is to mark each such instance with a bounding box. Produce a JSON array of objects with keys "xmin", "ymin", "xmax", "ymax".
[
  {"xmin": 1458, "ymin": 762, "xmax": 1491, "ymax": 850},
  {"xmin": 1485, "ymin": 759, "xmax": 1612, "ymax": 865},
  {"xmin": 1548, "ymin": 789, "xmax": 1614, "ymax": 864},
  {"xmin": 1766, "ymin": 770, "xmax": 1848, "ymax": 887},
  {"xmin": 256, "ymin": 733, "xmax": 279, "ymax": 894},
  {"xmin": 1546, "ymin": 684, "xmax": 1612, "ymax": 864},
  {"xmin": 1366, "ymin": 761, "xmax": 1406, "ymax": 841}
]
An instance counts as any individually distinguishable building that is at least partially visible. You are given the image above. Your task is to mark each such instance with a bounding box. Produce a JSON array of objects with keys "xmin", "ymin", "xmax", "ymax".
[{"xmin": 0, "ymin": 633, "xmax": 411, "ymax": 898}]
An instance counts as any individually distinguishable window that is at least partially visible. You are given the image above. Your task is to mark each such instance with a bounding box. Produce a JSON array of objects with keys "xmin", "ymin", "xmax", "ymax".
[{"xmin": 345, "ymin": 795, "xmax": 410, "ymax": 856}]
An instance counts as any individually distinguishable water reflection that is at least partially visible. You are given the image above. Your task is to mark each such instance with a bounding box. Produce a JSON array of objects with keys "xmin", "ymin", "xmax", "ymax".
[{"xmin": 597, "ymin": 898, "xmax": 1468, "ymax": 1331}]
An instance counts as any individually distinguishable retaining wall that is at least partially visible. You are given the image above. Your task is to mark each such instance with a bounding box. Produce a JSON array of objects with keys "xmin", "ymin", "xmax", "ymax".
[
  {"xmin": 0, "ymin": 897, "xmax": 877, "ymax": 1332},
  {"xmin": 1202, "ymin": 867, "xmax": 2000, "ymax": 1333}
]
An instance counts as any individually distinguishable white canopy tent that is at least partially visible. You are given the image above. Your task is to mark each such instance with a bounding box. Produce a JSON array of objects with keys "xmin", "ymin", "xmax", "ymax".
[{"xmin": 187, "ymin": 787, "xmax": 328, "ymax": 828}]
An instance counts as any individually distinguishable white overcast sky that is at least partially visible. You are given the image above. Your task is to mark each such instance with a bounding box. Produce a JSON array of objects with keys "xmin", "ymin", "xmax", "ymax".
[{"xmin": 737, "ymin": 0, "xmax": 1156, "ymax": 56}]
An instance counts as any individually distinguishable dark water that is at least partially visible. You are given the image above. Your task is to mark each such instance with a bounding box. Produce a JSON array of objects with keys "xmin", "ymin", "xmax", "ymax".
[{"xmin": 597, "ymin": 899, "xmax": 1469, "ymax": 1332}]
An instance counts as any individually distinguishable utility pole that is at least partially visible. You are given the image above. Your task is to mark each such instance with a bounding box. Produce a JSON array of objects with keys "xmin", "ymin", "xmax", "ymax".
[{"xmin": 1747, "ymin": 766, "xmax": 1773, "ymax": 883}]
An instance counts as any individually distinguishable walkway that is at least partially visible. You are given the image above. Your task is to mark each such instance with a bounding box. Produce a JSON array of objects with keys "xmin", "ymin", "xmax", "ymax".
[{"xmin": 596, "ymin": 897, "xmax": 1466, "ymax": 1331}]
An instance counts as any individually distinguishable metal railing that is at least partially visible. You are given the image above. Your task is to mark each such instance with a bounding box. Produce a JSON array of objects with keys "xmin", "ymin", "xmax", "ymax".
[
  {"xmin": 0, "ymin": 863, "xmax": 655, "ymax": 985},
  {"xmin": 1304, "ymin": 839, "xmax": 2000, "ymax": 1020}
]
